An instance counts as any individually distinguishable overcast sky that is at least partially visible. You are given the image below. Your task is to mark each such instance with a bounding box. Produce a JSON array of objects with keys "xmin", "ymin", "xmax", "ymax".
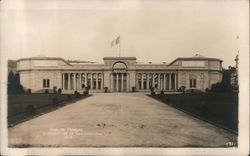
[{"xmin": 1, "ymin": 0, "xmax": 248, "ymax": 68}]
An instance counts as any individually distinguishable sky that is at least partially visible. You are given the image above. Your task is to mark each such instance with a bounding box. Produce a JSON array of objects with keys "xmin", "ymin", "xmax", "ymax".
[{"xmin": 1, "ymin": 0, "xmax": 249, "ymax": 68}]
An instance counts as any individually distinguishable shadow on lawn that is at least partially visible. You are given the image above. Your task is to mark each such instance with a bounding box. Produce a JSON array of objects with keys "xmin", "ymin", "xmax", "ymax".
[
  {"xmin": 8, "ymin": 93, "xmax": 92, "ymax": 127},
  {"xmin": 148, "ymin": 92, "xmax": 238, "ymax": 134}
]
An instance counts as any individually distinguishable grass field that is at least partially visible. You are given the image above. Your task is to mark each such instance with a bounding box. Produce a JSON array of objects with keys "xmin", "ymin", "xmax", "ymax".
[
  {"xmin": 8, "ymin": 93, "xmax": 89, "ymax": 126},
  {"xmin": 149, "ymin": 92, "xmax": 238, "ymax": 132}
]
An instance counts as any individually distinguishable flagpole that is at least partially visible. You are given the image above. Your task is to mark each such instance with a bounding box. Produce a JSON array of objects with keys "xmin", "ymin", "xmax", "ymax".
[{"xmin": 119, "ymin": 37, "xmax": 121, "ymax": 57}]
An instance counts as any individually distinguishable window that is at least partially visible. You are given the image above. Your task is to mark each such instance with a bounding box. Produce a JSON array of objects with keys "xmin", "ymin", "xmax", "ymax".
[
  {"xmin": 43, "ymin": 79, "xmax": 50, "ymax": 88},
  {"xmin": 190, "ymin": 79, "xmax": 196, "ymax": 88}
]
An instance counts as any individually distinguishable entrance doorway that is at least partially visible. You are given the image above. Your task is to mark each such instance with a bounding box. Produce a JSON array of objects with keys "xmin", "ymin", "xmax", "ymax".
[{"xmin": 112, "ymin": 73, "xmax": 127, "ymax": 92}]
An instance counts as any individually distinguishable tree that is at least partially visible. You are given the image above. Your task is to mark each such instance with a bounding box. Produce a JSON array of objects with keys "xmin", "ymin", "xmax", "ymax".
[
  {"xmin": 210, "ymin": 67, "xmax": 235, "ymax": 92},
  {"xmin": 8, "ymin": 72, "xmax": 25, "ymax": 94},
  {"xmin": 8, "ymin": 71, "xmax": 14, "ymax": 84}
]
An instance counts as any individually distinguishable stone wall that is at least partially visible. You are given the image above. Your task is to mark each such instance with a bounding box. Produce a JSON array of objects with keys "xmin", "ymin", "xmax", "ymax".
[{"xmin": 20, "ymin": 71, "xmax": 62, "ymax": 93}]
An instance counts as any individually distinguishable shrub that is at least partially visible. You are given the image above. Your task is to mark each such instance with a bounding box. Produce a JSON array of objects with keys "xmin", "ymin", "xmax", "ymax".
[
  {"xmin": 52, "ymin": 98, "xmax": 59, "ymax": 106},
  {"xmin": 77, "ymin": 92, "xmax": 81, "ymax": 98},
  {"xmin": 58, "ymin": 88, "xmax": 62, "ymax": 94},
  {"xmin": 67, "ymin": 95, "xmax": 72, "ymax": 101},
  {"xmin": 104, "ymin": 87, "xmax": 108, "ymax": 93},
  {"xmin": 25, "ymin": 105, "xmax": 35, "ymax": 115},
  {"xmin": 85, "ymin": 85, "xmax": 90, "ymax": 91},
  {"xmin": 7, "ymin": 72, "xmax": 25, "ymax": 94},
  {"xmin": 151, "ymin": 90, "xmax": 156, "ymax": 96},
  {"xmin": 181, "ymin": 86, "xmax": 186, "ymax": 94},
  {"xmin": 132, "ymin": 86, "xmax": 136, "ymax": 92},
  {"xmin": 160, "ymin": 90, "xmax": 164, "ymax": 96},
  {"xmin": 75, "ymin": 91, "xmax": 80, "ymax": 98},
  {"xmin": 149, "ymin": 86, "xmax": 155, "ymax": 96},
  {"xmin": 27, "ymin": 88, "xmax": 31, "ymax": 94},
  {"xmin": 45, "ymin": 89, "xmax": 49, "ymax": 94},
  {"xmin": 178, "ymin": 87, "xmax": 182, "ymax": 92},
  {"xmin": 83, "ymin": 90, "xmax": 89, "ymax": 96},
  {"xmin": 185, "ymin": 89, "xmax": 203, "ymax": 94},
  {"xmin": 211, "ymin": 82, "xmax": 233, "ymax": 92}
]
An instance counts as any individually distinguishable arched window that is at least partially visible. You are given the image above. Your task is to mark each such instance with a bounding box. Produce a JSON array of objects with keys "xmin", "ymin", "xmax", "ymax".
[
  {"xmin": 113, "ymin": 62, "xmax": 126, "ymax": 69},
  {"xmin": 112, "ymin": 62, "xmax": 127, "ymax": 72}
]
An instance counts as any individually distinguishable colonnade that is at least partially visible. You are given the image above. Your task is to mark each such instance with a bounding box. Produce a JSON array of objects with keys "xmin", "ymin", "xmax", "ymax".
[
  {"xmin": 136, "ymin": 73, "xmax": 178, "ymax": 90},
  {"xmin": 110, "ymin": 73, "xmax": 129, "ymax": 92},
  {"xmin": 62, "ymin": 72, "xmax": 104, "ymax": 90},
  {"xmin": 61, "ymin": 72, "xmax": 178, "ymax": 91}
]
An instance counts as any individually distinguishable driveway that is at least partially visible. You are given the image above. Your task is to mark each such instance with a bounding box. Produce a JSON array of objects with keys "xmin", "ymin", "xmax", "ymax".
[{"xmin": 8, "ymin": 93, "xmax": 237, "ymax": 147}]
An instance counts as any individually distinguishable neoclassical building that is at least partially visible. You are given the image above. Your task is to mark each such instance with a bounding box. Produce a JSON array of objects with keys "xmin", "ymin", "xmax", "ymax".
[{"xmin": 16, "ymin": 54, "xmax": 223, "ymax": 93}]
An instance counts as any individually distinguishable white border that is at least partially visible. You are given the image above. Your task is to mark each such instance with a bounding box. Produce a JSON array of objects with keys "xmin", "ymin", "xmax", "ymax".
[{"xmin": 1, "ymin": 0, "xmax": 249, "ymax": 155}]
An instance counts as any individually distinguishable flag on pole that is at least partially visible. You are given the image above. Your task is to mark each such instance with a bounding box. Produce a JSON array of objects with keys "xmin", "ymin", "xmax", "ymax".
[
  {"xmin": 116, "ymin": 36, "xmax": 120, "ymax": 44},
  {"xmin": 111, "ymin": 36, "xmax": 120, "ymax": 47}
]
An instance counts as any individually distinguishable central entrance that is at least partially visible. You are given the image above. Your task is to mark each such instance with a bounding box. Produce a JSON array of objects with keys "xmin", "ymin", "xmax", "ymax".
[
  {"xmin": 112, "ymin": 61, "xmax": 128, "ymax": 92},
  {"xmin": 113, "ymin": 73, "xmax": 127, "ymax": 92}
]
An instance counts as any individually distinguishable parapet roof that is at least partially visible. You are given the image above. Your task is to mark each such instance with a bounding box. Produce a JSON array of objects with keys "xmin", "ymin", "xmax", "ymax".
[
  {"xmin": 17, "ymin": 54, "xmax": 222, "ymax": 66},
  {"xmin": 169, "ymin": 54, "xmax": 223, "ymax": 65},
  {"xmin": 103, "ymin": 57, "xmax": 136, "ymax": 60}
]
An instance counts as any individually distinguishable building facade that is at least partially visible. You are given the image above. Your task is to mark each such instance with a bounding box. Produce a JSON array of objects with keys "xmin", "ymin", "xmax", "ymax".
[{"xmin": 16, "ymin": 54, "xmax": 223, "ymax": 93}]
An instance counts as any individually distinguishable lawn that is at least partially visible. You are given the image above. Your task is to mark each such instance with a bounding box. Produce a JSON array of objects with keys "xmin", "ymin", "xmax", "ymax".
[
  {"xmin": 149, "ymin": 92, "xmax": 238, "ymax": 132},
  {"xmin": 8, "ymin": 93, "xmax": 90, "ymax": 126}
]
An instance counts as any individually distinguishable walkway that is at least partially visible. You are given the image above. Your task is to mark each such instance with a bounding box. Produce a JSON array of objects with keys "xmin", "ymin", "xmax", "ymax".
[{"xmin": 8, "ymin": 93, "xmax": 236, "ymax": 147}]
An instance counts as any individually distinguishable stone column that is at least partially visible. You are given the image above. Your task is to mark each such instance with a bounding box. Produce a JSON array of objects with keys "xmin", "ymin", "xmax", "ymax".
[
  {"xmin": 72, "ymin": 73, "xmax": 75, "ymax": 90},
  {"xmin": 77, "ymin": 73, "xmax": 79, "ymax": 90},
  {"xmin": 135, "ymin": 73, "xmax": 138, "ymax": 89},
  {"xmin": 111, "ymin": 73, "xmax": 113, "ymax": 91},
  {"xmin": 152, "ymin": 73, "xmax": 155, "ymax": 88},
  {"xmin": 75, "ymin": 73, "xmax": 79, "ymax": 90},
  {"xmin": 158, "ymin": 73, "xmax": 160, "ymax": 90},
  {"xmin": 140, "ymin": 73, "xmax": 143, "ymax": 90},
  {"xmin": 68, "ymin": 73, "xmax": 70, "ymax": 90},
  {"xmin": 121, "ymin": 73, "xmax": 124, "ymax": 91},
  {"xmin": 96, "ymin": 73, "xmax": 99, "ymax": 90},
  {"xmin": 79, "ymin": 73, "xmax": 82, "ymax": 90},
  {"xmin": 126, "ymin": 73, "xmax": 130, "ymax": 91},
  {"xmin": 116, "ymin": 73, "xmax": 119, "ymax": 91},
  {"xmin": 85, "ymin": 73, "xmax": 87, "ymax": 88},
  {"xmin": 172, "ymin": 74, "xmax": 175, "ymax": 90},
  {"xmin": 169, "ymin": 73, "xmax": 172, "ymax": 90},
  {"xmin": 175, "ymin": 73, "xmax": 178, "ymax": 90},
  {"xmin": 101, "ymin": 73, "xmax": 104, "ymax": 90},
  {"xmin": 147, "ymin": 73, "xmax": 149, "ymax": 90},
  {"xmin": 90, "ymin": 73, "xmax": 93, "ymax": 89},
  {"xmin": 62, "ymin": 73, "xmax": 64, "ymax": 90},
  {"xmin": 163, "ymin": 74, "xmax": 166, "ymax": 90}
]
